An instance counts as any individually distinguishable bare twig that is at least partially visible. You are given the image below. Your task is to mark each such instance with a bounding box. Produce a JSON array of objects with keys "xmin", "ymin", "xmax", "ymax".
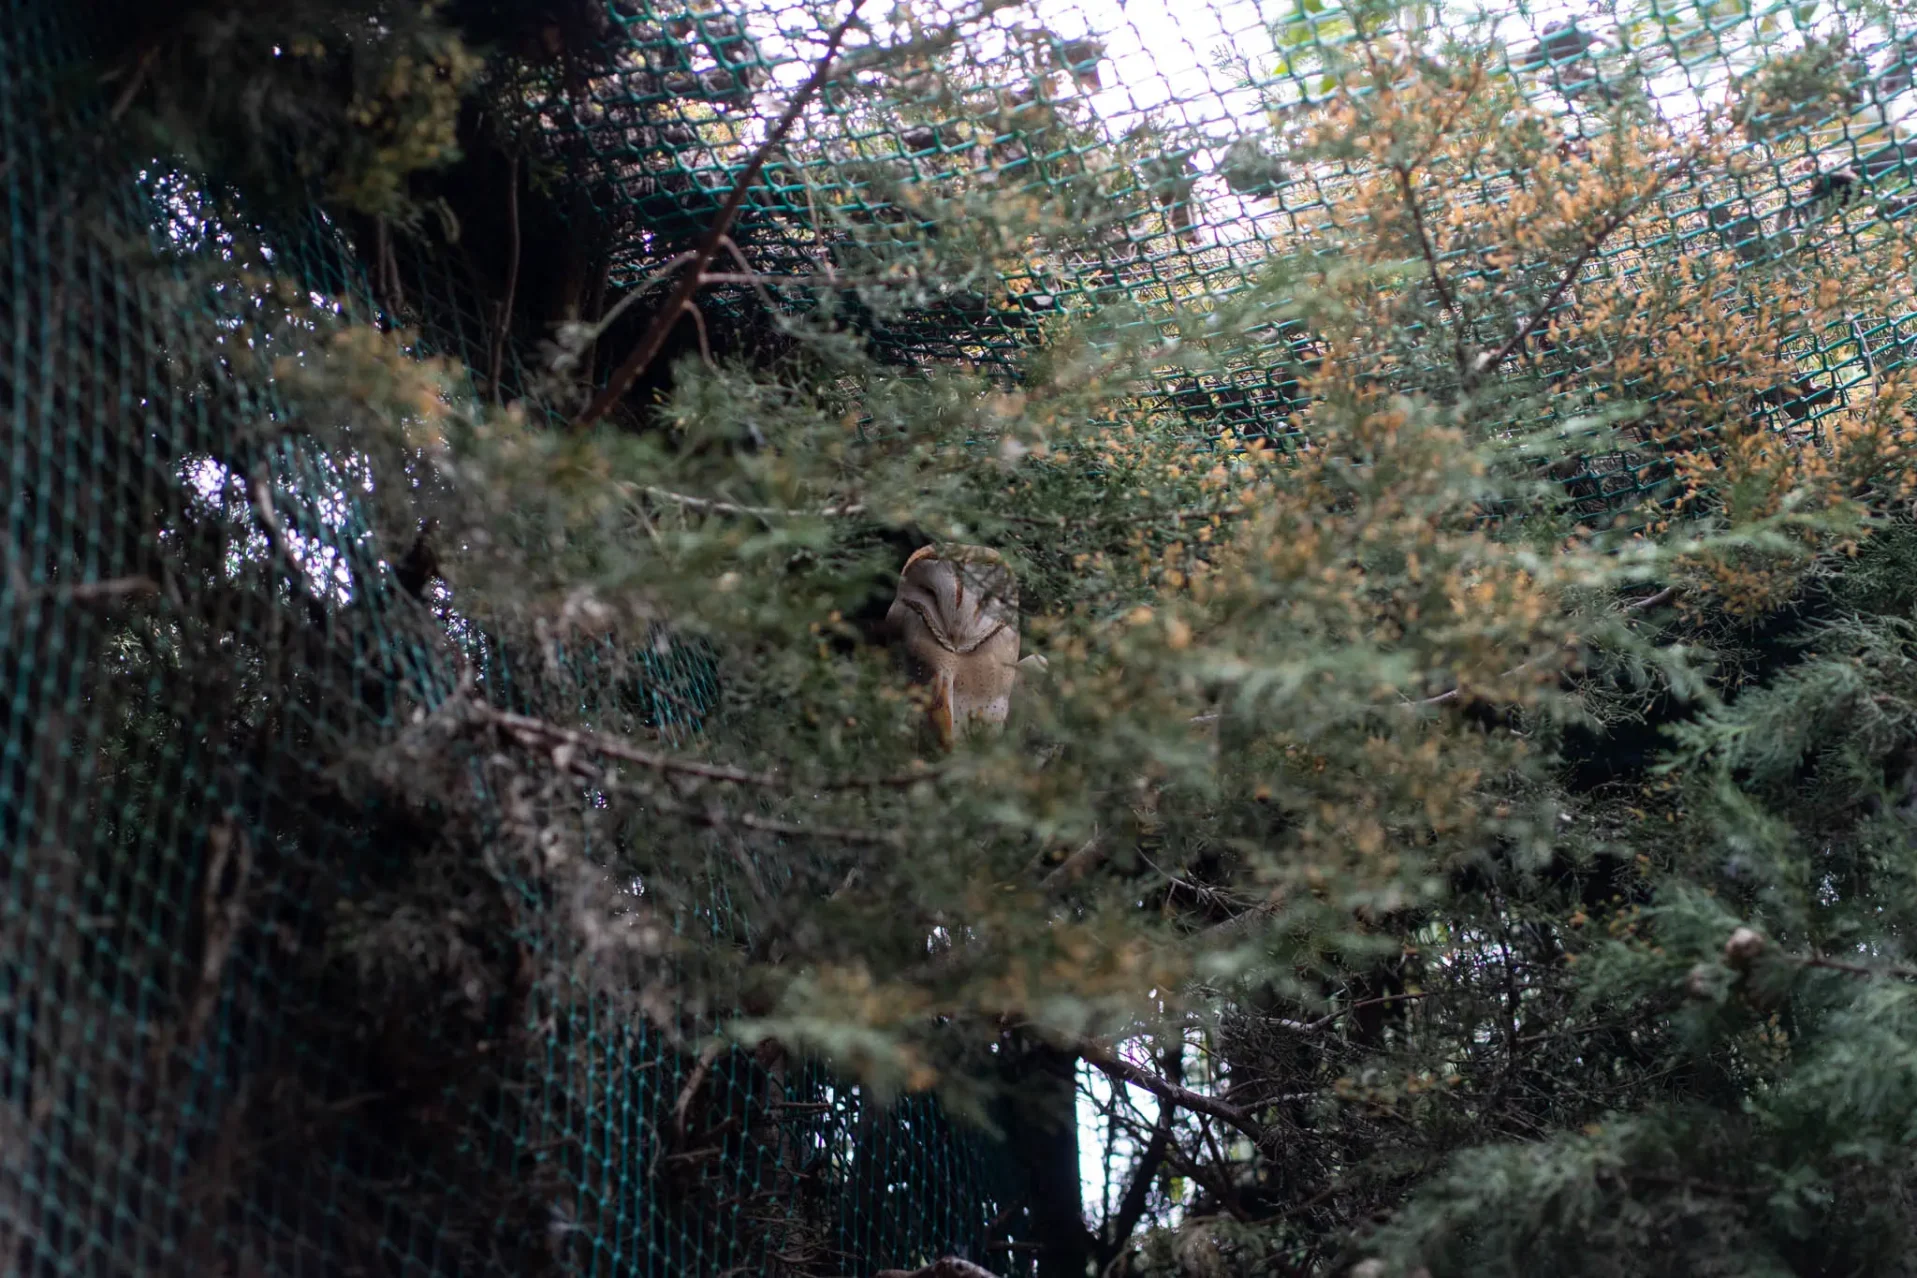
[
  {"xmin": 1041, "ymin": 830, "xmax": 1106, "ymax": 892},
  {"xmin": 479, "ymin": 703, "xmax": 786, "ymax": 786},
  {"xmin": 634, "ymin": 670, "xmax": 709, "ymax": 723},
  {"xmin": 107, "ymin": 45, "xmax": 159, "ymax": 123},
  {"xmin": 478, "ymin": 702, "xmax": 933, "ymax": 794},
  {"xmin": 1195, "ymin": 895, "xmax": 1284, "ymax": 943},
  {"xmin": 9, "ymin": 575, "xmax": 161, "ymax": 609},
  {"xmin": 1194, "ymin": 1113, "xmax": 1249, "ymax": 1218},
  {"xmin": 68, "ymin": 576, "xmax": 162, "ymax": 603},
  {"xmin": 1393, "ymin": 161, "xmax": 1473, "ymax": 375},
  {"xmin": 727, "ymin": 831, "xmax": 778, "ymax": 909},
  {"xmin": 1464, "ymin": 242, "xmax": 1603, "ymax": 387},
  {"xmin": 1466, "ymin": 147, "xmax": 1705, "ymax": 389},
  {"xmin": 568, "ymin": 251, "xmax": 699, "ymax": 367},
  {"xmin": 672, "ymin": 798, "xmax": 906, "ymax": 847},
  {"xmin": 548, "ymin": 734, "xmax": 908, "ymax": 846},
  {"xmin": 638, "ymin": 485, "xmax": 866, "ymax": 520},
  {"xmin": 1417, "ymin": 648, "xmax": 1561, "ymax": 706},
  {"xmin": 673, "ymin": 1039, "xmax": 724, "ymax": 1144},
  {"xmin": 695, "ymin": 271, "xmax": 846, "ymax": 286},
  {"xmin": 374, "ymin": 218, "xmax": 406, "ymax": 315},
  {"xmin": 1801, "ymin": 953, "xmax": 1917, "ymax": 981},
  {"xmin": 159, "ymin": 819, "xmax": 252, "ymax": 1086},
  {"xmin": 717, "ymin": 235, "xmax": 796, "ymax": 319},
  {"xmin": 250, "ymin": 467, "xmax": 317, "ymax": 598},
  {"xmin": 490, "ymin": 151, "xmax": 521, "ymax": 405},
  {"xmin": 992, "ymin": 502, "xmax": 1247, "ymax": 530},
  {"xmin": 1295, "ymin": 988, "xmax": 1438, "ymax": 1032},
  {"xmin": 573, "ymin": 0, "xmax": 871, "ymax": 430},
  {"xmin": 683, "ymin": 300, "xmax": 715, "ymax": 368},
  {"xmin": 1348, "ymin": 37, "xmax": 1482, "ymax": 376},
  {"xmin": 1417, "ymin": 584, "xmax": 1680, "ymax": 705},
  {"xmin": 813, "ymin": 764, "xmax": 941, "ymax": 792},
  {"xmin": 1100, "ymin": 1057, "xmax": 1177, "ymax": 1267},
  {"xmin": 1136, "ymin": 849, "xmax": 1264, "ymax": 925},
  {"xmin": 1625, "ymin": 584, "xmax": 1681, "ymax": 612},
  {"xmin": 1078, "ymin": 1039, "xmax": 1264, "ymax": 1142}
]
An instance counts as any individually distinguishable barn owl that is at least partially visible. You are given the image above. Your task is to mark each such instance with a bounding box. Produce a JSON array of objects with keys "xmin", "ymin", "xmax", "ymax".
[{"xmin": 885, "ymin": 544, "xmax": 1022, "ymax": 748}]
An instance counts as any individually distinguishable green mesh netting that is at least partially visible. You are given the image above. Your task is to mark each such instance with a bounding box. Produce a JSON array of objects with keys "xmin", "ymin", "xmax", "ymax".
[
  {"xmin": 465, "ymin": 0, "xmax": 1917, "ymax": 511},
  {"xmin": 7, "ymin": 0, "xmax": 1917, "ymax": 1273},
  {"xmin": 0, "ymin": 3, "xmax": 1013, "ymax": 1273}
]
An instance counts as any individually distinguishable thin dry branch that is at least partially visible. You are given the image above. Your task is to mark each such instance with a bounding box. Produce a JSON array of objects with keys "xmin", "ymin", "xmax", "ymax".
[
  {"xmin": 716, "ymin": 234, "xmax": 796, "ymax": 319},
  {"xmin": 1801, "ymin": 953, "xmax": 1917, "ymax": 981},
  {"xmin": 491, "ymin": 150, "xmax": 521, "ymax": 404},
  {"xmin": 812, "ymin": 764, "xmax": 942, "ymax": 791},
  {"xmin": 157, "ymin": 818, "xmax": 251, "ymax": 1087},
  {"xmin": 506, "ymin": 708, "xmax": 916, "ymax": 850},
  {"xmin": 572, "ymin": 0, "xmax": 871, "ymax": 430},
  {"xmin": 564, "ymin": 251, "xmax": 698, "ymax": 371},
  {"xmin": 639, "ymin": 485, "xmax": 867, "ymax": 519},
  {"xmin": 697, "ymin": 271, "xmax": 845, "ymax": 286},
  {"xmin": 480, "ymin": 704, "xmax": 786, "ymax": 786},
  {"xmin": 674, "ymin": 798, "xmax": 907, "ymax": 847},
  {"xmin": 1295, "ymin": 988, "xmax": 1439, "ymax": 1032},
  {"xmin": 68, "ymin": 576, "xmax": 161, "ymax": 603},
  {"xmin": 1194, "ymin": 895, "xmax": 1283, "ymax": 941},
  {"xmin": 1625, "ymin": 584, "xmax": 1681, "ymax": 612},
  {"xmin": 1417, "ymin": 648, "xmax": 1561, "ymax": 707},
  {"xmin": 994, "ymin": 502, "xmax": 1248, "ymax": 531},
  {"xmin": 9, "ymin": 574, "xmax": 161, "ymax": 608},
  {"xmin": 1040, "ymin": 830, "xmax": 1106, "ymax": 892},
  {"xmin": 1078, "ymin": 1039, "xmax": 1264, "ymax": 1142},
  {"xmin": 1393, "ymin": 161, "xmax": 1473, "ymax": 375},
  {"xmin": 1353, "ymin": 39, "xmax": 1481, "ymax": 376},
  {"xmin": 684, "ymin": 300, "xmax": 715, "ymax": 367},
  {"xmin": 1465, "ymin": 146, "xmax": 1706, "ymax": 389},
  {"xmin": 1418, "ymin": 584, "xmax": 1683, "ymax": 705},
  {"xmin": 1101, "ymin": 1070, "xmax": 1177, "ymax": 1266},
  {"xmin": 250, "ymin": 468, "xmax": 319, "ymax": 600},
  {"xmin": 672, "ymin": 1039, "xmax": 724, "ymax": 1144},
  {"xmin": 106, "ymin": 45, "xmax": 159, "ymax": 122},
  {"xmin": 478, "ymin": 703, "xmax": 936, "ymax": 797}
]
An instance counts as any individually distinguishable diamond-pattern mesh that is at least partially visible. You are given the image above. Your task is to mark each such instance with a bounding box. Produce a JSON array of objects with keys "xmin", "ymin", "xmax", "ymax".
[{"xmin": 5, "ymin": 0, "xmax": 1917, "ymax": 1273}]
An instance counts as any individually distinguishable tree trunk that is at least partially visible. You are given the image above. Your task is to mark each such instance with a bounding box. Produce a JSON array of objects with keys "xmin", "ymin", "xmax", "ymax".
[{"xmin": 1001, "ymin": 1034, "xmax": 1091, "ymax": 1278}]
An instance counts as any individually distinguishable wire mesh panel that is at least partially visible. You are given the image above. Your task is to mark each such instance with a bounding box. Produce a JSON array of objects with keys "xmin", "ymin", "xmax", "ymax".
[
  {"xmin": 6, "ymin": 0, "xmax": 1917, "ymax": 1274},
  {"xmin": 459, "ymin": 0, "xmax": 1917, "ymax": 503},
  {"xmin": 0, "ymin": 1, "xmax": 1014, "ymax": 1273}
]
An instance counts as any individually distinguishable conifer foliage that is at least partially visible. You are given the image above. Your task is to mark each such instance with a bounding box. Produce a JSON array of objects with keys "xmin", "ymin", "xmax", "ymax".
[{"xmin": 11, "ymin": 0, "xmax": 1917, "ymax": 1274}]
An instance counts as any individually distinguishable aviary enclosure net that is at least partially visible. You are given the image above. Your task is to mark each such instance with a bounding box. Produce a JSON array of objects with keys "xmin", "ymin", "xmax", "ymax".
[{"xmin": 3, "ymin": 0, "xmax": 1916, "ymax": 1272}]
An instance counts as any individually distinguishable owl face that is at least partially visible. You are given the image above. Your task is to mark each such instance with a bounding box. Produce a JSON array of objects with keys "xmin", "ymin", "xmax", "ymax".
[{"xmin": 885, "ymin": 545, "xmax": 1022, "ymax": 748}]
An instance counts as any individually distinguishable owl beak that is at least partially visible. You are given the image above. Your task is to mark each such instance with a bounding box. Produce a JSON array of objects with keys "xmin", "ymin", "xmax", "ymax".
[{"xmin": 927, "ymin": 668, "xmax": 957, "ymax": 750}]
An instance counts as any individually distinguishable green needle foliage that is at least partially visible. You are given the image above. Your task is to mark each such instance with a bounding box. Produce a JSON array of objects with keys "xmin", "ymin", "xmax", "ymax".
[{"xmin": 14, "ymin": 0, "xmax": 1917, "ymax": 1274}]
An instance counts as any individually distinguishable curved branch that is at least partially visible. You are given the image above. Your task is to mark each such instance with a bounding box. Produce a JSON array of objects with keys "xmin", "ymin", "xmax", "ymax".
[
  {"xmin": 1099, "ymin": 1043, "xmax": 1181, "ymax": 1267},
  {"xmin": 572, "ymin": 0, "xmax": 871, "ymax": 430},
  {"xmin": 1078, "ymin": 1039, "xmax": 1264, "ymax": 1143}
]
